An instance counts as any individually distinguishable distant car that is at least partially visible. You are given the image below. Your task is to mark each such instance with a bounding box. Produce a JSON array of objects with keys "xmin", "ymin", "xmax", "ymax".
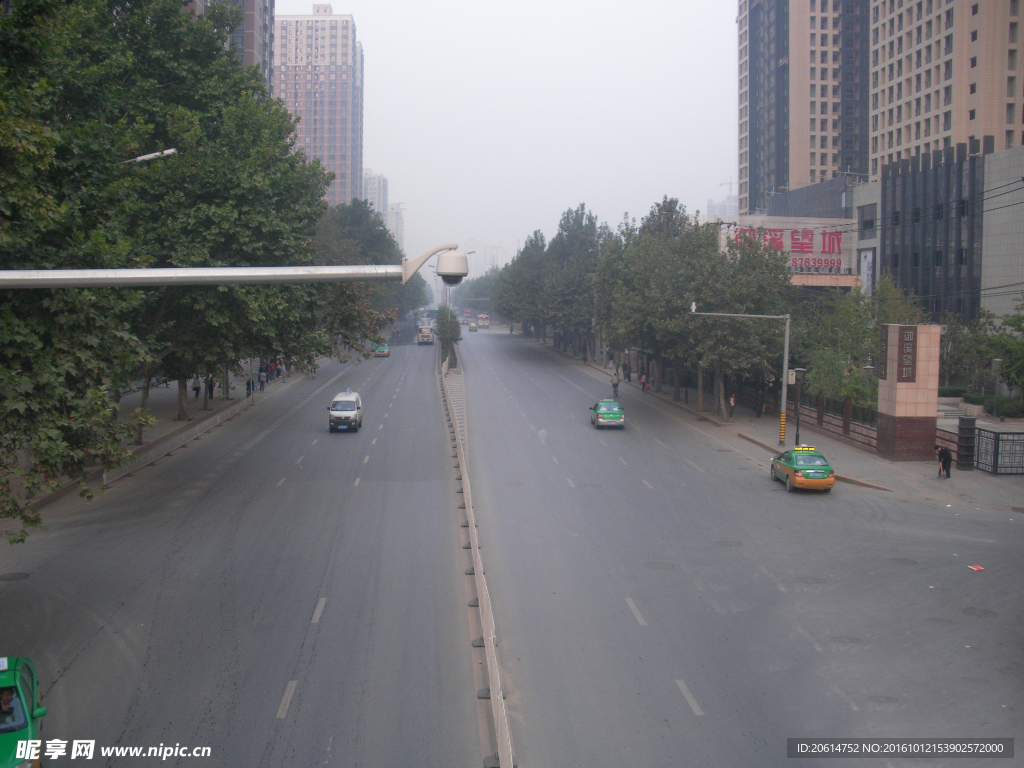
[
  {"xmin": 374, "ymin": 344, "xmax": 390, "ymax": 357},
  {"xmin": 328, "ymin": 392, "xmax": 363, "ymax": 433},
  {"xmin": 0, "ymin": 656, "xmax": 47, "ymax": 768},
  {"xmin": 468, "ymin": 322, "xmax": 478, "ymax": 332},
  {"xmin": 589, "ymin": 400, "xmax": 625, "ymax": 429},
  {"xmin": 770, "ymin": 446, "xmax": 835, "ymax": 492},
  {"xmin": 462, "ymin": 319, "xmax": 469, "ymax": 325}
]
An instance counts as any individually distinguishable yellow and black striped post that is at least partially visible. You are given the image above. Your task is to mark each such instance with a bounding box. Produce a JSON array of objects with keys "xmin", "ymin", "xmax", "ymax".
[{"xmin": 779, "ymin": 413, "xmax": 787, "ymax": 445}]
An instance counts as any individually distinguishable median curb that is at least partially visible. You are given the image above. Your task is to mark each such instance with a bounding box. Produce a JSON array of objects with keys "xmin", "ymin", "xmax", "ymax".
[{"xmin": 737, "ymin": 433, "xmax": 894, "ymax": 492}]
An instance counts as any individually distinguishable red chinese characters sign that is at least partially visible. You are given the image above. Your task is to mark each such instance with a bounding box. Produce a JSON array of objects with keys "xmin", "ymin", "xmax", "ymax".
[{"xmin": 734, "ymin": 227, "xmax": 844, "ymax": 270}]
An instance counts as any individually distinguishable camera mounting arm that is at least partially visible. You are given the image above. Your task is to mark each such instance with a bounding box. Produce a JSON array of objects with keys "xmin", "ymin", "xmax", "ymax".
[{"xmin": 401, "ymin": 243, "xmax": 459, "ymax": 285}]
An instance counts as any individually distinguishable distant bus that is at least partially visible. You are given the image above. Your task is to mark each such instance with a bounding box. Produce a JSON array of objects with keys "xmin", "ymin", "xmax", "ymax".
[
  {"xmin": 417, "ymin": 325, "xmax": 435, "ymax": 345},
  {"xmin": 477, "ymin": 314, "xmax": 489, "ymax": 328}
]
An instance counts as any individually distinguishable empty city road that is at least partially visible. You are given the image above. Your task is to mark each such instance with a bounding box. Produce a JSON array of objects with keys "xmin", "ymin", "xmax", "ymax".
[
  {"xmin": 458, "ymin": 328, "xmax": 1023, "ymax": 768},
  {"xmin": 0, "ymin": 340, "xmax": 481, "ymax": 766}
]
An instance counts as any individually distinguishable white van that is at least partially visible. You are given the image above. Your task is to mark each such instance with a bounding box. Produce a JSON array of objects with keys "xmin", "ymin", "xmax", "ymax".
[{"xmin": 328, "ymin": 392, "xmax": 363, "ymax": 433}]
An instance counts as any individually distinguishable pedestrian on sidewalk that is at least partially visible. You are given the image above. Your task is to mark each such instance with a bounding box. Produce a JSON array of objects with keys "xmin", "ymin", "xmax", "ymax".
[
  {"xmin": 258, "ymin": 370, "xmax": 267, "ymax": 392},
  {"xmin": 728, "ymin": 392, "xmax": 736, "ymax": 418},
  {"xmin": 207, "ymin": 377, "xmax": 216, "ymax": 399},
  {"xmin": 246, "ymin": 379, "xmax": 252, "ymax": 397},
  {"xmin": 192, "ymin": 376, "xmax": 201, "ymax": 400},
  {"xmin": 623, "ymin": 361, "xmax": 631, "ymax": 382},
  {"xmin": 639, "ymin": 372, "xmax": 647, "ymax": 392},
  {"xmin": 936, "ymin": 445, "xmax": 953, "ymax": 479}
]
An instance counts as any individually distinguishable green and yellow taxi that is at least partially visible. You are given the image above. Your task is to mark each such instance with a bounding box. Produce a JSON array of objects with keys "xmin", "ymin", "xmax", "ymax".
[
  {"xmin": 468, "ymin": 322, "xmax": 478, "ymax": 332},
  {"xmin": 589, "ymin": 400, "xmax": 625, "ymax": 429},
  {"xmin": 770, "ymin": 445, "xmax": 836, "ymax": 493},
  {"xmin": 373, "ymin": 344, "xmax": 390, "ymax": 357},
  {"xmin": 0, "ymin": 657, "xmax": 47, "ymax": 768}
]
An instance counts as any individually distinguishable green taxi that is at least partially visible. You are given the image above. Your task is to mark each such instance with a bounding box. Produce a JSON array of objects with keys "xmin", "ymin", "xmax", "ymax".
[
  {"xmin": 0, "ymin": 657, "xmax": 47, "ymax": 768},
  {"xmin": 589, "ymin": 400, "xmax": 625, "ymax": 429},
  {"xmin": 770, "ymin": 445, "xmax": 836, "ymax": 493},
  {"xmin": 373, "ymin": 344, "xmax": 390, "ymax": 357}
]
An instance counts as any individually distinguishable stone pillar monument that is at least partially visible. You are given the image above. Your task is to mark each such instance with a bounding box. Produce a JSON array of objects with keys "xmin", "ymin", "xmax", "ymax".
[{"xmin": 876, "ymin": 324, "xmax": 940, "ymax": 461}]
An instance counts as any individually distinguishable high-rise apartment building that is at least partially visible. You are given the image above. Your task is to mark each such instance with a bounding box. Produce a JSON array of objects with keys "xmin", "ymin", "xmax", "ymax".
[
  {"xmin": 274, "ymin": 4, "xmax": 364, "ymax": 205},
  {"xmin": 739, "ymin": 0, "xmax": 870, "ymax": 214},
  {"xmin": 362, "ymin": 168, "xmax": 388, "ymax": 216},
  {"xmin": 868, "ymin": 0, "xmax": 1024, "ymax": 180},
  {"xmin": 387, "ymin": 203, "xmax": 405, "ymax": 253},
  {"xmin": 230, "ymin": 0, "xmax": 275, "ymax": 93}
]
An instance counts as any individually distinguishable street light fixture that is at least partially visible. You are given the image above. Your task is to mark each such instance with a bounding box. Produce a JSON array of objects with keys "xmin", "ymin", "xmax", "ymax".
[{"xmin": 690, "ymin": 304, "xmax": 792, "ymax": 445}]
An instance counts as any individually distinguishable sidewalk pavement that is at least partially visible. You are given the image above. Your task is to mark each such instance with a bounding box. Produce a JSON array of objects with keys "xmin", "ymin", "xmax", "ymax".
[
  {"xmin": 115, "ymin": 368, "xmax": 273, "ymax": 448},
  {"xmin": 532, "ymin": 334, "xmax": 1024, "ymax": 513}
]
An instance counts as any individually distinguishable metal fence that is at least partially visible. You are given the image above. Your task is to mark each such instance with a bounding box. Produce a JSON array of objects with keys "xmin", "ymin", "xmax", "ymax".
[{"xmin": 974, "ymin": 429, "xmax": 1024, "ymax": 474}]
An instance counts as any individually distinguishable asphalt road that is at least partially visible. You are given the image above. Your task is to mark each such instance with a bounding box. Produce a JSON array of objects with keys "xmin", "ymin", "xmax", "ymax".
[
  {"xmin": 0, "ymin": 329, "xmax": 482, "ymax": 766},
  {"xmin": 457, "ymin": 328, "xmax": 1024, "ymax": 768}
]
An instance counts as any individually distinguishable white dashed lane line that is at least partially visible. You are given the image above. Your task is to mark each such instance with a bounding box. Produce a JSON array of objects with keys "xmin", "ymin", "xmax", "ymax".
[
  {"xmin": 641, "ymin": 479, "xmax": 654, "ymax": 489},
  {"xmin": 625, "ymin": 597, "xmax": 647, "ymax": 626},
  {"xmin": 311, "ymin": 439, "xmax": 318, "ymax": 446},
  {"xmin": 598, "ymin": 439, "xmax": 608, "ymax": 447},
  {"xmin": 552, "ymin": 456, "xmax": 559, "ymax": 465},
  {"xmin": 277, "ymin": 478, "xmax": 285, "ymax": 487},
  {"xmin": 566, "ymin": 478, "xmax": 576, "ymax": 489},
  {"xmin": 277, "ymin": 681, "xmax": 298, "ymax": 719},
  {"xmin": 619, "ymin": 457, "xmax": 628, "ymax": 466},
  {"xmin": 654, "ymin": 437, "xmax": 671, "ymax": 450},
  {"xmin": 311, "ymin": 598, "xmax": 327, "ymax": 624},
  {"xmin": 295, "ymin": 455, "xmax": 304, "ymax": 464},
  {"xmin": 684, "ymin": 458, "xmax": 706, "ymax": 473},
  {"xmin": 675, "ymin": 680, "xmax": 704, "ymax": 716},
  {"xmin": 363, "ymin": 455, "xmax": 369, "ymax": 464},
  {"xmin": 372, "ymin": 438, "xmax": 377, "ymax": 445},
  {"xmin": 354, "ymin": 478, "xmax": 360, "ymax": 487},
  {"xmin": 378, "ymin": 424, "xmax": 383, "ymax": 430}
]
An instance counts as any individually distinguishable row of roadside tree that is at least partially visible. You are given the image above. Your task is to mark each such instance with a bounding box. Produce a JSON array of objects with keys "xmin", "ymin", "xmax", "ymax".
[
  {"xmin": 0, "ymin": 0, "xmax": 424, "ymax": 541},
  {"xmin": 457, "ymin": 198, "xmax": 1024, "ymax": 420}
]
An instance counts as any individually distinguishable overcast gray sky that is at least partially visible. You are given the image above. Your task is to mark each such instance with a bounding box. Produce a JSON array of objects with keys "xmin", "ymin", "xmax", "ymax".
[{"xmin": 276, "ymin": 0, "xmax": 739, "ymax": 279}]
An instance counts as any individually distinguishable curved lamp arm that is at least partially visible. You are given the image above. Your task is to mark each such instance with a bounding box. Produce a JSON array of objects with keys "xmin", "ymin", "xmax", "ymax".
[{"xmin": 402, "ymin": 242, "xmax": 458, "ymax": 285}]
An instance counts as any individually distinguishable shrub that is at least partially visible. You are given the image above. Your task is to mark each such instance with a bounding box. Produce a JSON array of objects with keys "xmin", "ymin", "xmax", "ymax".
[
  {"xmin": 963, "ymin": 391, "xmax": 986, "ymax": 405},
  {"xmin": 939, "ymin": 386, "xmax": 967, "ymax": 398},
  {"xmin": 984, "ymin": 395, "xmax": 1024, "ymax": 418}
]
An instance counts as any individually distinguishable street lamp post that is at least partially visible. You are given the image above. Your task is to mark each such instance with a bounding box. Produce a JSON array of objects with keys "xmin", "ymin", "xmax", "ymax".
[
  {"xmin": 793, "ymin": 367, "xmax": 807, "ymax": 446},
  {"xmin": 690, "ymin": 304, "xmax": 792, "ymax": 444}
]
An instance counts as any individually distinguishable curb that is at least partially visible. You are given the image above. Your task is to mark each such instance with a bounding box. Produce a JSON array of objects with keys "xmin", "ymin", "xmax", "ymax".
[
  {"xmin": 737, "ymin": 433, "xmax": 894, "ymax": 492},
  {"xmin": 23, "ymin": 368, "xmax": 313, "ymax": 513}
]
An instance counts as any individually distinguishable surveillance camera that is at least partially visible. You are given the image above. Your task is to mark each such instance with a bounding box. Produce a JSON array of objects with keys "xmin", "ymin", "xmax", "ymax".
[{"xmin": 436, "ymin": 250, "xmax": 468, "ymax": 286}]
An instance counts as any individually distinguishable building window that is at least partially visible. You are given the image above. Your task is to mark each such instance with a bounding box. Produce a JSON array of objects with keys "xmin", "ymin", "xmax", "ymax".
[
  {"xmin": 1010, "ymin": 76, "xmax": 1019, "ymax": 97},
  {"xmin": 970, "ymin": 56, "xmax": 977, "ymax": 67},
  {"xmin": 943, "ymin": 110, "xmax": 952, "ymax": 130},
  {"xmin": 969, "ymin": 108, "xmax": 976, "ymax": 120},
  {"xmin": 944, "ymin": 60, "xmax": 954, "ymax": 79},
  {"xmin": 1010, "ymin": 50, "xmax": 1019, "ymax": 69},
  {"xmin": 971, "ymin": 3, "xmax": 978, "ymax": 15},
  {"xmin": 943, "ymin": 85, "xmax": 952, "ymax": 105}
]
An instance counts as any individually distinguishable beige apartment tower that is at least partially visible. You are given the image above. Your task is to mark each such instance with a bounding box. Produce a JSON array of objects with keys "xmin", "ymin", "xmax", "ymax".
[
  {"xmin": 868, "ymin": 0, "xmax": 1024, "ymax": 179},
  {"xmin": 739, "ymin": 0, "xmax": 871, "ymax": 214},
  {"xmin": 274, "ymin": 4, "xmax": 364, "ymax": 205}
]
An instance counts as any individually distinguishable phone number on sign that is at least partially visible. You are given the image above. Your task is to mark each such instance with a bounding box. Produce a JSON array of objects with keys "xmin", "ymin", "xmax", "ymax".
[{"xmin": 791, "ymin": 257, "xmax": 843, "ymax": 269}]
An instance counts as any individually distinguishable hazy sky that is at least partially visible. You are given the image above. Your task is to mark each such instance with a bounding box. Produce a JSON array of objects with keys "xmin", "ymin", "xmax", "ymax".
[{"xmin": 275, "ymin": 0, "xmax": 739, "ymax": 280}]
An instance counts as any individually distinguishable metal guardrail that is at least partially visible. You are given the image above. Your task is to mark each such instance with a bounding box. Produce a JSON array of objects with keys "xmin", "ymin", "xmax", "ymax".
[
  {"xmin": 103, "ymin": 396, "xmax": 252, "ymax": 486},
  {"xmin": 440, "ymin": 369, "xmax": 514, "ymax": 768}
]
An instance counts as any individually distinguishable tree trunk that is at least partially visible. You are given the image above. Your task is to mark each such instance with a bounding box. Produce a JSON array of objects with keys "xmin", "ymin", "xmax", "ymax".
[
  {"xmin": 697, "ymin": 362, "xmax": 705, "ymax": 412},
  {"xmin": 111, "ymin": 388, "xmax": 122, "ymax": 424},
  {"xmin": 656, "ymin": 356, "xmax": 665, "ymax": 394},
  {"xmin": 715, "ymin": 366, "xmax": 726, "ymax": 418},
  {"xmin": 224, "ymin": 366, "xmax": 231, "ymax": 399},
  {"xmin": 135, "ymin": 377, "xmax": 152, "ymax": 445},
  {"xmin": 202, "ymin": 374, "xmax": 210, "ymax": 411},
  {"xmin": 673, "ymin": 359, "xmax": 681, "ymax": 401},
  {"xmin": 176, "ymin": 378, "xmax": 190, "ymax": 421}
]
